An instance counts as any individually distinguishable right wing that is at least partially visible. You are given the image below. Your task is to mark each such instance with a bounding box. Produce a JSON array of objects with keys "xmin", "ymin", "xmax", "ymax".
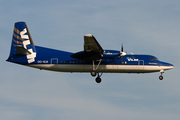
[
  {"xmin": 71, "ymin": 34, "xmax": 104, "ymax": 60},
  {"xmin": 84, "ymin": 34, "xmax": 104, "ymax": 53}
]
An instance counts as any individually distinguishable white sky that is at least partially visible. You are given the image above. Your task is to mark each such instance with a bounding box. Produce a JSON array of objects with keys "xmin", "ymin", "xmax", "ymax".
[{"xmin": 0, "ymin": 0, "xmax": 179, "ymax": 120}]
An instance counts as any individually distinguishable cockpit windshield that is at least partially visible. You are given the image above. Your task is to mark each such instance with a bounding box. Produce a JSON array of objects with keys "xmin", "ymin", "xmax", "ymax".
[{"xmin": 150, "ymin": 57, "xmax": 159, "ymax": 61}]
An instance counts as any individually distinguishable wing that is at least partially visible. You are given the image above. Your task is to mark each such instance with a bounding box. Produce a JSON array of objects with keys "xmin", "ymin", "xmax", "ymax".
[
  {"xmin": 71, "ymin": 34, "xmax": 104, "ymax": 60},
  {"xmin": 84, "ymin": 34, "xmax": 103, "ymax": 53}
]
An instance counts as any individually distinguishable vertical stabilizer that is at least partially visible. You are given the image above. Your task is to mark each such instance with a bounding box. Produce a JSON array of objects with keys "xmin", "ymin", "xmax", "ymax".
[{"xmin": 7, "ymin": 22, "xmax": 36, "ymax": 64}]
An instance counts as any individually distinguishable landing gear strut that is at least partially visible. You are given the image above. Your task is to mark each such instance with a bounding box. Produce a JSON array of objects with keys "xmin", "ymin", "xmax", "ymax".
[{"xmin": 159, "ymin": 70, "xmax": 164, "ymax": 80}]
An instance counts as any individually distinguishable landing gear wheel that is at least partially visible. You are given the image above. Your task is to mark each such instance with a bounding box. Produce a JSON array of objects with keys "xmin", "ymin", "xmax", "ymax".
[
  {"xmin": 95, "ymin": 77, "xmax": 101, "ymax": 83},
  {"xmin": 91, "ymin": 70, "xmax": 97, "ymax": 77},
  {"xmin": 159, "ymin": 75, "xmax": 163, "ymax": 80}
]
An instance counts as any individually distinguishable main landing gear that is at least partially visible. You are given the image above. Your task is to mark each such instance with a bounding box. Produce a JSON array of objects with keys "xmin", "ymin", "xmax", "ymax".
[
  {"xmin": 90, "ymin": 60, "xmax": 103, "ymax": 83},
  {"xmin": 159, "ymin": 70, "xmax": 164, "ymax": 80},
  {"xmin": 91, "ymin": 71, "xmax": 103, "ymax": 83}
]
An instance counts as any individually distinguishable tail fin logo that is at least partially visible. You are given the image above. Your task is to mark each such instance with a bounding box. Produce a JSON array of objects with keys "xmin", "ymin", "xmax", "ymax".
[{"xmin": 20, "ymin": 28, "xmax": 36, "ymax": 63}]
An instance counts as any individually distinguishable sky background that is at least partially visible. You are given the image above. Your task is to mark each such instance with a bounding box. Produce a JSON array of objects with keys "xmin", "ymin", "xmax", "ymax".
[{"xmin": 0, "ymin": 0, "xmax": 179, "ymax": 120}]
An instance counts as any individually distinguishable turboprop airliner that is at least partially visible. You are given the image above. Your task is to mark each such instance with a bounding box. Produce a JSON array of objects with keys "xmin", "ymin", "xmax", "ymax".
[{"xmin": 6, "ymin": 22, "xmax": 174, "ymax": 83}]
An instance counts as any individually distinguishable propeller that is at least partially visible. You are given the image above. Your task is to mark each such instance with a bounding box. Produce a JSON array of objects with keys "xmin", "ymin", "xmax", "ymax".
[{"xmin": 119, "ymin": 44, "xmax": 126, "ymax": 64}]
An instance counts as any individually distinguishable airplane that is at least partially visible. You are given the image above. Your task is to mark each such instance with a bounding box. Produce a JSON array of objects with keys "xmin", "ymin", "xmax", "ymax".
[{"xmin": 6, "ymin": 22, "xmax": 174, "ymax": 83}]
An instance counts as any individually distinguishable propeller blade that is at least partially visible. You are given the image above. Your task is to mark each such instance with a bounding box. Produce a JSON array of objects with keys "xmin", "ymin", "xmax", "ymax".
[
  {"xmin": 119, "ymin": 44, "xmax": 126, "ymax": 63},
  {"xmin": 121, "ymin": 44, "xmax": 123, "ymax": 52}
]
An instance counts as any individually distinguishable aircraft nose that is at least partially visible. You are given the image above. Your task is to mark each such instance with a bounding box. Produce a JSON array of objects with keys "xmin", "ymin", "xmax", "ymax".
[
  {"xmin": 168, "ymin": 63, "xmax": 174, "ymax": 69},
  {"xmin": 159, "ymin": 61, "xmax": 174, "ymax": 69},
  {"xmin": 166, "ymin": 62, "xmax": 174, "ymax": 67},
  {"xmin": 169, "ymin": 63, "xmax": 174, "ymax": 67}
]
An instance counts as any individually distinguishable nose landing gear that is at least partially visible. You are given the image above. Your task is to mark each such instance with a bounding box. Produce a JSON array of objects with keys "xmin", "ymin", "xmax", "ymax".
[
  {"xmin": 159, "ymin": 70, "xmax": 164, "ymax": 80},
  {"xmin": 159, "ymin": 75, "xmax": 163, "ymax": 80}
]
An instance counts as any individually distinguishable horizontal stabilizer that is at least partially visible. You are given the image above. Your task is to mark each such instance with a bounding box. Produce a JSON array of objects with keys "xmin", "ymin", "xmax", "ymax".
[{"xmin": 15, "ymin": 45, "xmax": 31, "ymax": 55}]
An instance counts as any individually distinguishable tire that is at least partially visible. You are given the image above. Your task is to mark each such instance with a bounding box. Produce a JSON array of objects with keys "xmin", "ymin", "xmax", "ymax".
[
  {"xmin": 91, "ymin": 70, "xmax": 97, "ymax": 77},
  {"xmin": 95, "ymin": 77, "xmax": 102, "ymax": 83},
  {"xmin": 159, "ymin": 75, "xmax": 163, "ymax": 80}
]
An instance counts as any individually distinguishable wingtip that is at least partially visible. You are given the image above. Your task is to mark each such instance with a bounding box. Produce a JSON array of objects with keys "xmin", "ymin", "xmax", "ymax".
[{"xmin": 84, "ymin": 34, "xmax": 93, "ymax": 37}]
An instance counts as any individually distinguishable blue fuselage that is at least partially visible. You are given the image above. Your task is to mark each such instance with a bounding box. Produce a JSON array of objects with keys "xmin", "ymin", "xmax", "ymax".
[{"xmin": 7, "ymin": 46, "xmax": 174, "ymax": 73}]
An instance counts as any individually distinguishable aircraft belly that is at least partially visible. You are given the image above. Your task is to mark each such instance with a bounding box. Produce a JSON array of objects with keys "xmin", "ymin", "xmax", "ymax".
[{"xmin": 28, "ymin": 64, "xmax": 172, "ymax": 73}]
